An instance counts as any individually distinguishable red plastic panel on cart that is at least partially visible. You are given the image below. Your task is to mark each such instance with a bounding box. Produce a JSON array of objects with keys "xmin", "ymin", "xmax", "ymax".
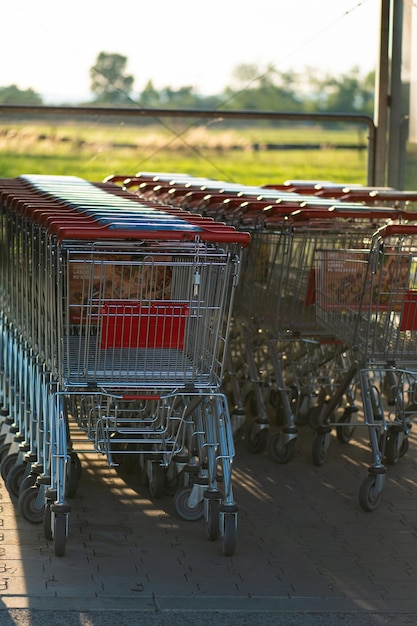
[{"xmin": 100, "ymin": 301, "xmax": 190, "ymax": 349}]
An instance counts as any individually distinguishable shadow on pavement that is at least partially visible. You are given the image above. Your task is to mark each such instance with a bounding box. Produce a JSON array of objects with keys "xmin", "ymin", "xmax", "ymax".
[{"xmin": 2, "ymin": 420, "xmax": 417, "ymax": 625}]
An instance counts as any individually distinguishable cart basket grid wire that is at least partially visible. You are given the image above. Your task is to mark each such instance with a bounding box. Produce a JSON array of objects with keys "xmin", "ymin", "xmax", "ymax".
[
  {"xmin": 56, "ymin": 245, "xmax": 238, "ymax": 388},
  {"xmin": 315, "ymin": 236, "xmax": 417, "ymax": 362},
  {"xmin": 233, "ymin": 219, "xmax": 376, "ymax": 336},
  {"xmin": 0, "ymin": 175, "xmax": 248, "ymax": 390}
]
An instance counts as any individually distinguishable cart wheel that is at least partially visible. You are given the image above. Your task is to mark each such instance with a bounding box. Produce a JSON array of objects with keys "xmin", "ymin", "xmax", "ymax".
[
  {"xmin": 0, "ymin": 442, "xmax": 11, "ymax": 465},
  {"xmin": 164, "ymin": 474, "xmax": 179, "ymax": 496},
  {"xmin": 165, "ymin": 465, "xmax": 187, "ymax": 496},
  {"xmin": 139, "ymin": 462, "xmax": 149, "ymax": 487},
  {"xmin": 65, "ymin": 454, "xmax": 82, "ymax": 499},
  {"xmin": 308, "ymin": 405, "xmax": 324, "ymax": 430},
  {"xmin": 267, "ymin": 433, "xmax": 296, "ymax": 464},
  {"xmin": 70, "ymin": 452, "xmax": 82, "ymax": 482},
  {"xmin": 43, "ymin": 502, "xmax": 53, "ymax": 541},
  {"xmin": 222, "ymin": 513, "xmax": 237, "ymax": 556},
  {"xmin": 0, "ymin": 452, "xmax": 18, "ymax": 481},
  {"xmin": 174, "ymin": 486, "xmax": 204, "ymax": 521},
  {"xmin": 336, "ymin": 411, "xmax": 356, "ymax": 443},
  {"xmin": 385, "ymin": 430, "xmax": 408, "ymax": 465},
  {"xmin": 233, "ymin": 425, "xmax": 244, "ymax": 445},
  {"xmin": 148, "ymin": 462, "xmax": 165, "ymax": 499},
  {"xmin": 400, "ymin": 436, "xmax": 409, "ymax": 457},
  {"xmin": 6, "ymin": 462, "xmax": 26, "ymax": 500},
  {"xmin": 245, "ymin": 423, "xmax": 268, "ymax": 454},
  {"xmin": 54, "ymin": 514, "xmax": 67, "ymax": 557},
  {"xmin": 244, "ymin": 390, "xmax": 257, "ymax": 416},
  {"xmin": 294, "ymin": 393, "xmax": 311, "ymax": 426},
  {"xmin": 205, "ymin": 499, "xmax": 220, "ymax": 541},
  {"xmin": 359, "ymin": 474, "xmax": 382, "ymax": 512},
  {"xmin": 311, "ymin": 433, "xmax": 329, "ymax": 466},
  {"xmin": 17, "ymin": 486, "xmax": 44, "ymax": 523},
  {"xmin": 19, "ymin": 472, "xmax": 38, "ymax": 495}
]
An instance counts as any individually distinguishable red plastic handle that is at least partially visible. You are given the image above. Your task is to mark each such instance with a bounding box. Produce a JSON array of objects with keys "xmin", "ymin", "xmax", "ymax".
[{"xmin": 374, "ymin": 223, "xmax": 417, "ymax": 238}]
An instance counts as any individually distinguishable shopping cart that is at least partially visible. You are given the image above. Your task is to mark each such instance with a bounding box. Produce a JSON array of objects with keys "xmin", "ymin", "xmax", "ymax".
[
  {"xmin": 113, "ymin": 172, "xmax": 417, "ymax": 464},
  {"xmin": 221, "ymin": 203, "xmax": 417, "ymax": 462},
  {"xmin": 314, "ymin": 223, "xmax": 417, "ymax": 510},
  {"xmin": 0, "ymin": 174, "xmax": 249, "ymax": 557}
]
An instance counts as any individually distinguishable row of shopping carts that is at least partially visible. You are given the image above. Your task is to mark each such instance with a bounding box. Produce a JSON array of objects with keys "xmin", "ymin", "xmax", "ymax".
[
  {"xmin": 0, "ymin": 173, "xmax": 250, "ymax": 556},
  {"xmin": 106, "ymin": 171, "xmax": 417, "ymax": 513}
]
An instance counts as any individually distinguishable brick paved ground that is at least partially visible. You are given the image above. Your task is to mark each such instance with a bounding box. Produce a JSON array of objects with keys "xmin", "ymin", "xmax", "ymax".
[{"xmin": 1, "ymin": 416, "xmax": 417, "ymax": 625}]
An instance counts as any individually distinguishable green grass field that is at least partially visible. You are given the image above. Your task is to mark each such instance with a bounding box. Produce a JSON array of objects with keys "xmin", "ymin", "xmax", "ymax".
[{"xmin": 0, "ymin": 121, "xmax": 372, "ymax": 185}]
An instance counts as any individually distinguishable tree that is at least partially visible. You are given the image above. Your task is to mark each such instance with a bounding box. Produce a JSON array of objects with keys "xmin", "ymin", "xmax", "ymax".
[
  {"xmin": 304, "ymin": 66, "xmax": 375, "ymax": 116},
  {"xmin": 222, "ymin": 63, "xmax": 303, "ymax": 112},
  {"xmin": 89, "ymin": 52, "xmax": 134, "ymax": 105},
  {"xmin": 139, "ymin": 80, "xmax": 161, "ymax": 108},
  {"xmin": 159, "ymin": 85, "xmax": 202, "ymax": 108},
  {"xmin": 219, "ymin": 63, "xmax": 375, "ymax": 116},
  {"xmin": 0, "ymin": 85, "xmax": 43, "ymax": 105},
  {"xmin": 138, "ymin": 82, "xmax": 221, "ymax": 110}
]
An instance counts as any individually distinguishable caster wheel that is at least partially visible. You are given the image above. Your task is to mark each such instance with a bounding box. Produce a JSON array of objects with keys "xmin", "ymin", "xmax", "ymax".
[
  {"xmin": 139, "ymin": 460, "xmax": 149, "ymax": 487},
  {"xmin": 164, "ymin": 469, "xmax": 185, "ymax": 496},
  {"xmin": 359, "ymin": 474, "xmax": 382, "ymax": 512},
  {"xmin": 43, "ymin": 502, "xmax": 53, "ymax": 541},
  {"xmin": 205, "ymin": 499, "xmax": 220, "ymax": 541},
  {"xmin": 17, "ymin": 486, "xmax": 44, "ymax": 523},
  {"xmin": 65, "ymin": 454, "xmax": 82, "ymax": 498},
  {"xmin": 70, "ymin": 452, "xmax": 82, "ymax": 482},
  {"xmin": 385, "ymin": 430, "xmax": 408, "ymax": 465},
  {"xmin": 0, "ymin": 452, "xmax": 19, "ymax": 481},
  {"xmin": 174, "ymin": 486, "xmax": 204, "ymax": 521},
  {"xmin": 6, "ymin": 462, "xmax": 26, "ymax": 500},
  {"xmin": 245, "ymin": 423, "xmax": 268, "ymax": 454},
  {"xmin": 399, "ymin": 436, "xmax": 409, "ymax": 458},
  {"xmin": 148, "ymin": 462, "xmax": 165, "ymax": 499},
  {"xmin": 308, "ymin": 405, "xmax": 323, "ymax": 430},
  {"xmin": 232, "ymin": 425, "xmax": 244, "ymax": 445},
  {"xmin": 0, "ymin": 442, "xmax": 11, "ymax": 465},
  {"xmin": 222, "ymin": 513, "xmax": 237, "ymax": 556},
  {"xmin": 267, "ymin": 433, "xmax": 296, "ymax": 464},
  {"xmin": 336, "ymin": 411, "xmax": 356, "ymax": 443},
  {"xmin": 19, "ymin": 472, "xmax": 38, "ymax": 495},
  {"xmin": 244, "ymin": 390, "xmax": 257, "ymax": 417},
  {"xmin": 54, "ymin": 514, "xmax": 67, "ymax": 557},
  {"xmin": 294, "ymin": 393, "xmax": 311, "ymax": 426},
  {"xmin": 312, "ymin": 433, "xmax": 329, "ymax": 466}
]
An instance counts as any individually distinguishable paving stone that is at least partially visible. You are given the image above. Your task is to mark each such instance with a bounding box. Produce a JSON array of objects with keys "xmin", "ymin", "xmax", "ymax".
[{"xmin": 2, "ymin": 420, "xmax": 417, "ymax": 620}]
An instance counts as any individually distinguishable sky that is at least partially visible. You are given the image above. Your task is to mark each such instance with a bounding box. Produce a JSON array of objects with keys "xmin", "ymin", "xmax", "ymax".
[{"xmin": 0, "ymin": 0, "xmax": 380, "ymax": 103}]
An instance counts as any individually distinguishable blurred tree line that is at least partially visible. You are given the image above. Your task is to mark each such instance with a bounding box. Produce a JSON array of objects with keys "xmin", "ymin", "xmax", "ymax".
[
  {"xmin": 0, "ymin": 51, "xmax": 375, "ymax": 117},
  {"xmin": 88, "ymin": 52, "xmax": 376, "ymax": 117},
  {"xmin": 0, "ymin": 85, "xmax": 43, "ymax": 105}
]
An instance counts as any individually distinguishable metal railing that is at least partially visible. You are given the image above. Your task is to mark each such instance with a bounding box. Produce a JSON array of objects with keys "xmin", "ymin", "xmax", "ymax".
[{"xmin": 0, "ymin": 105, "xmax": 376, "ymax": 184}]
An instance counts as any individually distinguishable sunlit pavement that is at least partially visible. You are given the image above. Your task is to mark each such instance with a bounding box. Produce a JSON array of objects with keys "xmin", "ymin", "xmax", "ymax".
[{"xmin": 2, "ymin": 417, "xmax": 417, "ymax": 625}]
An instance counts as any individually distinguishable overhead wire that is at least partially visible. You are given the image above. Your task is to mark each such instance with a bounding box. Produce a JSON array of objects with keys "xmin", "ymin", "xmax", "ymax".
[{"xmin": 92, "ymin": 0, "xmax": 373, "ymax": 179}]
